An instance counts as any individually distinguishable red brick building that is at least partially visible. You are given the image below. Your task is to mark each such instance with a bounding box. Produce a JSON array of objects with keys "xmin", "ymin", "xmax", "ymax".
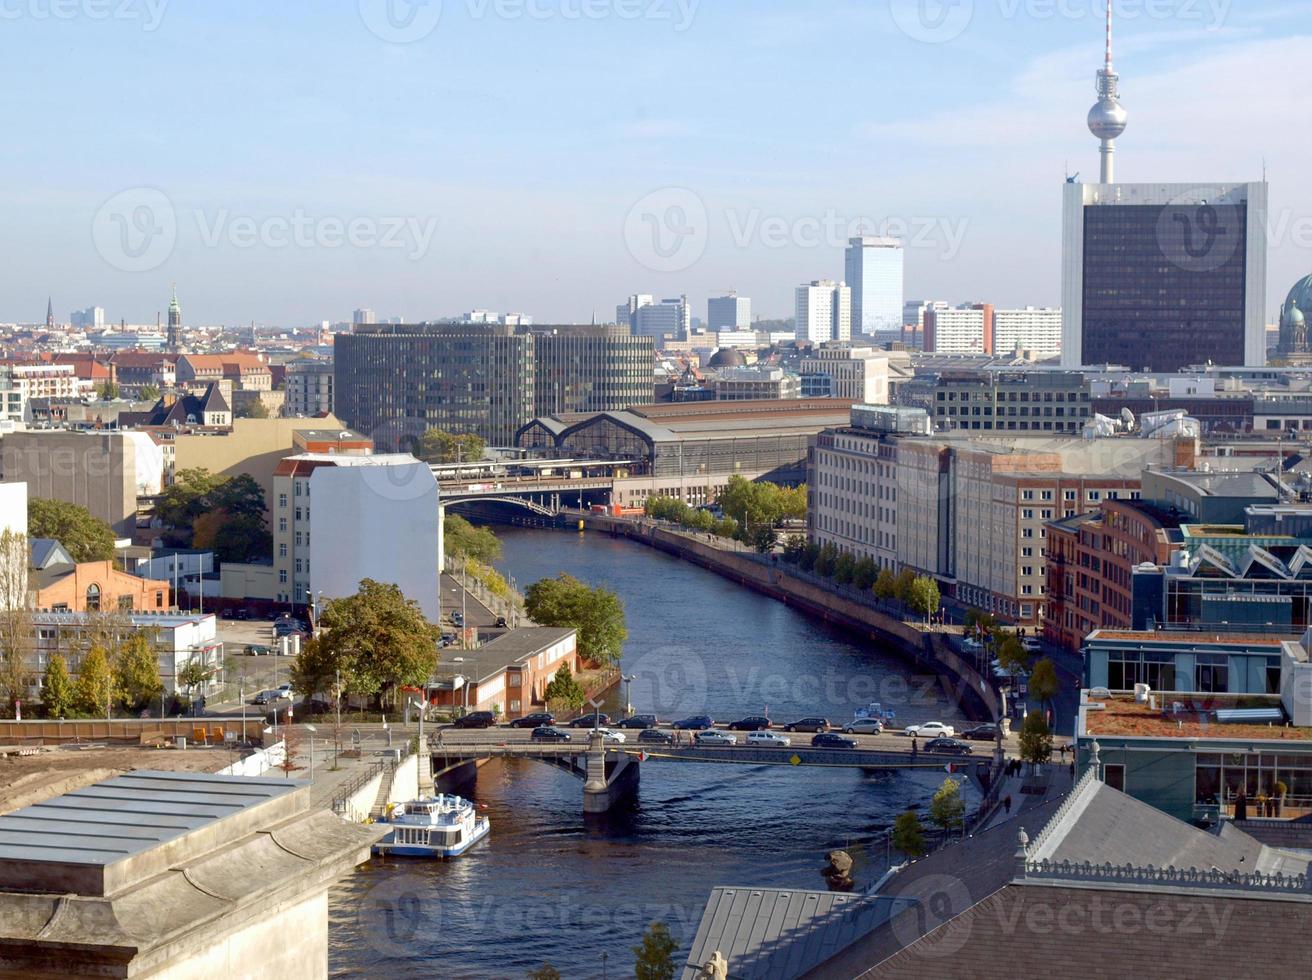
[{"xmin": 1045, "ymin": 499, "xmax": 1185, "ymax": 652}]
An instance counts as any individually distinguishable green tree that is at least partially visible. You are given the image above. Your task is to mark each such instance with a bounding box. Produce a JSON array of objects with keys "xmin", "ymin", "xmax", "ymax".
[
  {"xmin": 907, "ymin": 576, "xmax": 941, "ymax": 621},
  {"xmin": 307, "ymin": 580, "xmax": 440, "ymax": 709},
  {"xmin": 114, "ymin": 632, "xmax": 163, "ymax": 713},
  {"xmin": 526, "ymin": 967, "xmax": 560, "ymax": 980},
  {"xmin": 833, "ymin": 551, "xmax": 856, "ymax": 586},
  {"xmin": 138, "ymin": 384, "xmax": 161, "ymax": 402},
  {"xmin": 749, "ymin": 524, "xmax": 777, "ymax": 553},
  {"xmin": 893, "ymin": 568, "xmax": 917, "ymax": 605},
  {"xmin": 543, "ymin": 664, "xmax": 587, "ymax": 715},
  {"xmin": 97, "ymin": 380, "xmax": 120, "ymax": 400},
  {"xmin": 873, "ymin": 568, "xmax": 896, "ymax": 601},
  {"xmin": 444, "ymin": 515, "xmax": 503, "ymax": 564},
  {"xmin": 929, "ymin": 776, "xmax": 965, "ymax": 833},
  {"xmin": 209, "ymin": 513, "xmax": 272, "ymax": 563},
  {"xmin": 995, "ymin": 636, "xmax": 1032, "ymax": 685},
  {"xmin": 853, "ymin": 556, "xmax": 878, "ymax": 592},
  {"xmin": 892, "ymin": 810, "xmax": 927, "ymax": 858},
  {"xmin": 1028, "ymin": 658, "xmax": 1060, "ymax": 713},
  {"xmin": 814, "ymin": 542, "xmax": 840, "ymax": 578},
  {"xmin": 525, "ymin": 574, "xmax": 627, "ymax": 667},
  {"xmin": 1018, "ymin": 711, "xmax": 1054, "ymax": 768},
  {"xmin": 158, "ymin": 469, "xmax": 268, "ymax": 557},
  {"xmin": 799, "ymin": 541, "xmax": 820, "ymax": 572},
  {"xmin": 176, "ymin": 658, "xmax": 215, "ymax": 702},
  {"xmin": 236, "ymin": 398, "xmax": 269, "ymax": 419},
  {"xmin": 42, "ymin": 653, "xmax": 74, "ymax": 718},
  {"xmin": 27, "ymin": 498, "xmax": 116, "ymax": 563},
  {"xmin": 633, "ymin": 921, "xmax": 678, "ymax": 980},
  {"xmin": 74, "ymin": 645, "xmax": 116, "ymax": 717},
  {"xmin": 416, "ymin": 428, "xmax": 486, "ymax": 465}
]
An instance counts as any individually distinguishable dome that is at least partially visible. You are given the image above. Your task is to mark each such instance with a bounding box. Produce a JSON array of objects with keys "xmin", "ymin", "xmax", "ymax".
[
  {"xmin": 1087, "ymin": 100, "xmax": 1128, "ymax": 140},
  {"xmin": 707, "ymin": 347, "xmax": 747, "ymax": 369},
  {"xmin": 1283, "ymin": 274, "xmax": 1312, "ymax": 324}
]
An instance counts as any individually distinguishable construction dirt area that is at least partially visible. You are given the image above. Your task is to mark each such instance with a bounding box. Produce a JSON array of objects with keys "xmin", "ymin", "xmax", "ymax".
[{"xmin": 0, "ymin": 744, "xmax": 241, "ymax": 814}]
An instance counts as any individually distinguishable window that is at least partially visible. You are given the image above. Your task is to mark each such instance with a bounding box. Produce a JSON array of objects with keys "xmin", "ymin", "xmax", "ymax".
[
  {"xmin": 1195, "ymin": 654, "xmax": 1228, "ymax": 693},
  {"xmin": 85, "ymin": 584, "xmax": 101, "ymax": 612},
  {"xmin": 279, "ymin": 493, "xmax": 288, "ymax": 508},
  {"xmin": 279, "ymin": 518, "xmax": 287, "ymax": 532},
  {"xmin": 279, "ymin": 544, "xmax": 288, "ymax": 557},
  {"xmin": 1064, "ymin": 490, "xmax": 1077, "ymax": 502},
  {"xmin": 279, "ymin": 570, "xmax": 288, "ymax": 584}
]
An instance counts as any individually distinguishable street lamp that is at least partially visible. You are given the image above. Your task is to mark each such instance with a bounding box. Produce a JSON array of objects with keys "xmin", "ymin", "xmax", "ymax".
[
  {"xmin": 621, "ymin": 675, "xmax": 636, "ymax": 718},
  {"xmin": 304, "ymin": 724, "xmax": 317, "ymax": 781}
]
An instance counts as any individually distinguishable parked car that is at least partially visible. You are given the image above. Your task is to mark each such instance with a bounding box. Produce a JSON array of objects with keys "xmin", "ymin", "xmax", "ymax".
[
  {"xmin": 904, "ymin": 721, "xmax": 956, "ymax": 738},
  {"xmin": 672, "ymin": 715, "xmax": 715, "ymax": 731},
  {"xmin": 924, "ymin": 737, "xmax": 973, "ymax": 756},
  {"xmin": 451, "ymin": 612, "xmax": 465, "ymax": 627},
  {"xmin": 568, "ymin": 712, "xmax": 611, "ymax": 728},
  {"xmin": 745, "ymin": 731, "xmax": 791, "ymax": 748},
  {"xmin": 453, "ymin": 711, "xmax": 498, "ymax": 729},
  {"xmin": 510, "ymin": 712, "xmax": 556, "ymax": 729},
  {"xmin": 530, "ymin": 726, "xmax": 572, "ymax": 743},
  {"xmin": 843, "ymin": 718, "xmax": 885, "ymax": 735},
  {"xmin": 440, "ymin": 634, "xmax": 456, "ymax": 648},
  {"xmin": 245, "ymin": 644, "xmax": 271, "ymax": 656},
  {"xmin": 494, "ymin": 616, "xmax": 508, "ymax": 628},
  {"xmin": 252, "ymin": 690, "xmax": 277, "ymax": 705},
  {"xmin": 783, "ymin": 717, "xmax": 830, "ymax": 733},
  {"xmin": 961, "ymin": 723, "xmax": 1002, "ymax": 742},
  {"xmin": 695, "ymin": 730, "xmax": 737, "ymax": 747},
  {"xmin": 594, "ymin": 728, "xmax": 627, "ymax": 744},
  {"xmin": 638, "ymin": 729, "xmax": 674, "ymax": 745},
  {"xmin": 812, "ymin": 732, "xmax": 858, "ymax": 749},
  {"xmin": 727, "ymin": 716, "xmax": 772, "ymax": 731},
  {"xmin": 616, "ymin": 714, "xmax": 659, "ymax": 729},
  {"xmin": 235, "ymin": 608, "xmax": 250, "ymax": 621}
]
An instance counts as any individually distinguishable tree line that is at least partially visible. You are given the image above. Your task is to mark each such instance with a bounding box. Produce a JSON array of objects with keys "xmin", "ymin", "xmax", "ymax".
[{"xmin": 782, "ymin": 538, "xmax": 941, "ymax": 620}]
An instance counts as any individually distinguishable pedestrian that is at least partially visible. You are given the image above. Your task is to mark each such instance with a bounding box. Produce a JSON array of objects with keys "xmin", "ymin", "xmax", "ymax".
[
  {"xmin": 1004, "ymin": 795, "xmax": 1012, "ymax": 815},
  {"xmin": 1069, "ymin": 761, "xmax": 1075, "ymax": 778},
  {"xmin": 911, "ymin": 736, "xmax": 918, "ymax": 760}
]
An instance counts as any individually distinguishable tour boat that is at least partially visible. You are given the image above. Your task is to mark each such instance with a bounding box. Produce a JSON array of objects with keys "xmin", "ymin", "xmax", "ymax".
[
  {"xmin": 372, "ymin": 794, "xmax": 491, "ymax": 859},
  {"xmin": 853, "ymin": 702, "xmax": 897, "ymax": 723}
]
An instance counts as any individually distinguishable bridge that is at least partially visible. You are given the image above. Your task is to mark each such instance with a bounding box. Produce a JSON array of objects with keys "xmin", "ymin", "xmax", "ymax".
[
  {"xmin": 437, "ymin": 476, "xmax": 615, "ymax": 517},
  {"xmin": 429, "ymin": 733, "xmax": 995, "ymax": 814}
]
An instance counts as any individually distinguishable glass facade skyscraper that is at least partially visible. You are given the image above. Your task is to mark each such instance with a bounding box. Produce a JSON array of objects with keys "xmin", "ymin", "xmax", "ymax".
[{"xmin": 844, "ymin": 237, "xmax": 904, "ymax": 335}]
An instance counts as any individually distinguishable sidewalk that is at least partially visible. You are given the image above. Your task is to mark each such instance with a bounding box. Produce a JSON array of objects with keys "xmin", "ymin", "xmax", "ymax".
[{"xmin": 981, "ymin": 758, "xmax": 1076, "ymax": 832}]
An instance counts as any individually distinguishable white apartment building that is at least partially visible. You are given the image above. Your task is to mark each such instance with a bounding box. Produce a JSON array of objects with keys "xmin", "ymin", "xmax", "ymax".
[
  {"xmin": 845, "ymin": 237, "xmax": 904, "ymax": 334},
  {"xmin": 708, "ymin": 294, "xmax": 751, "ymax": 331},
  {"xmin": 353, "ymin": 308, "xmax": 377, "ymax": 325},
  {"xmin": 796, "ymin": 281, "xmax": 852, "ymax": 345},
  {"xmin": 716, "ymin": 330, "xmax": 758, "ymax": 349},
  {"xmin": 924, "ymin": 305, "xmax": 992, "ymax": 355},
  {"xmin": 10, "ymin": 364, "xmax": 86, "ymax": 401},
  {"xmin": 273, "ymin": 453, "xmax": 439, "ymax": 620},
  {"xmin": 284, "ymin": 359, "xmax": 334, "ymax": 417},
  {"xmin": 993, "ymin": 307, "xmax": 1063, "ymax": 358},
  {"xmin": 799, "ymin": 347, "xmax": 890, "ymax": 405}
]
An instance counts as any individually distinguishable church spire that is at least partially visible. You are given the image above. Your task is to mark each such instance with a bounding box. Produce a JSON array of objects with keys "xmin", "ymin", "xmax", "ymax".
[{"xmin": 46, "ymin": 297, "xmax": 54, "ymax": 329}]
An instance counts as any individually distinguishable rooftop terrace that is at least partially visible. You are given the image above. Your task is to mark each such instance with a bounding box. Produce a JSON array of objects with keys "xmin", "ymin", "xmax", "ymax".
[{"xmin": 1082, "ymin": 693, "xmax": 1312, "ymax": 742}]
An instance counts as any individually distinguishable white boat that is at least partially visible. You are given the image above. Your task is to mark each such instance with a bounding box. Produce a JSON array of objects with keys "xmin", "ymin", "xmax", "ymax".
[
  {"xmin": 853, "ymin": 702, "xmax": 897, "ymax": 723},
  {"xmin": 372, "ymin": 794, "xmax": 491, "ymax": 859}
]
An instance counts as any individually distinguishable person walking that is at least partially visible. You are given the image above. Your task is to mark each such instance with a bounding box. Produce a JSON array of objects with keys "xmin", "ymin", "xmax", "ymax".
[
  {"xmin": 911, "ymin": 736, "xmax": 918, "ymax": 761},
  {"xmin": 1004, "ymin": 795, "xmax": 1012, "ymax": 815}
]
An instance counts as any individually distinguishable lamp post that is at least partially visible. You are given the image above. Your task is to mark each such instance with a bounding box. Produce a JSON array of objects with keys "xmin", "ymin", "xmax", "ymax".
[
  {"xmin": 621, "ymin": 674, "xmax": 636, "ymax": 718},
  {"xmin": 305, "ymin": 724, "xmax": 317, "ymax": 781}
]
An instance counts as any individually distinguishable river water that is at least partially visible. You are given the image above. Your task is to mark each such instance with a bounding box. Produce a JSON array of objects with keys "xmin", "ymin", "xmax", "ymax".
[{"xmin": 328, "ymin": 527, "xmax": 975, "ymax": 979}]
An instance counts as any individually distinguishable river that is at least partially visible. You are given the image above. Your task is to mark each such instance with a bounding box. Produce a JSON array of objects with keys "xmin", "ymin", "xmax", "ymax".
[{"xmin": 328, "ymin": 527, "xmax": 976, "ymax": 979}]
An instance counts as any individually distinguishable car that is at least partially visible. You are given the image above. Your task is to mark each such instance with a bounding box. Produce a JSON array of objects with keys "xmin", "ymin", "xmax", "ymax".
[
  {"xmin": 695, "ymin": 730, "xmax": 737, "ymax": 747},
  {"xmin": 245, "ymin": 644, "xmax": 271, "ymax": 657},
  {"xmin": 616, "ymin": 714, "xmax": 659, "ymax": 729},
  {"xmin": 594, "ymin": 728, "xmax": 627, "ymax": 744},
  {"xmin": 451, "ymin": 612, "xmax": 465, "ymax": 627},
  {"xmin": 637, "ymin": 729, "xmax": 674, "ymax": 745},
  {"xmin": 275, "ymin": 684, "xmax": 295, "ymax": 700},
  {"xmin": 745, "ymin": 731, "xmax": 791, "ymax": 748},
  {"xmin": 924, "ymin": 737, "xmax": 973, "ymax": 756},
  {"xmin": 252, "ymin": 690, "xmax": 277, "ymax": 705},
  {"xmin": 961, "ymin": 723, "xmax": 1002, "ymax": 742},
  {"xmin": 453, "ymin": 711, "xmax": 498, "ymax": 729},
  {"xmin": 510, "ymin": 712, "xmax": 556, "ymax": 729},
  {"xmin": 568, "ymin": 712, "xmax": 611, "ymax": 728},
  {"xmin": 530, "ymin": 726, "xmax": 572, "ymax": 743},
  {"xmin": 672, "ymin": 715, "xmax": 714, "ymax": 731},
  {"xmin": 843, "ymin": 718, "xmax": 885, "ymax": 735},
  {"xmin": 782, "ymin": 717, "xmax": 830, "ymax": 733},
  {"xmin": 812, "ymin": 732, "xmax": 858, "ymax": 749},
  {"xmin": 494, "ymin": 616, "xmax": 508, "ymax": 628},
  {"xmin": 274, "ymin": 621, "xmax": 307, "ymax": 638},
  {"xmin": 727, "ymin": 716, "xmax": 771, "ymax": 731},
  {"xmin": 1021, "ymin": 637, "xmax": 1042, "ymax": 653},
  {"xmin": 235, "ymin": 608, "xmax": 250, "ymax": 620},
  {"xmin": 904, "ymin": 721, "xmax": 956, "ymax": 738},
  {"xmin": 440, "ymin": 633, "xmax": 457, "ymax": 648}
]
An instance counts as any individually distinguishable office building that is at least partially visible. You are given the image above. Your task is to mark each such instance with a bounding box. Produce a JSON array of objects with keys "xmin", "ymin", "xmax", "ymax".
[
  {"xmin": 795, "ymin": 280, "xmax": 852, "ymax": 345},
  {"xmin": 531, "ymin": 325, "xmax": 655, "ymax": 417},
  {"xmin": 844, "ymin": 237, "xmax": 903, "ymax": 335},
  {"xmin": 799, "ymin": 347, "xmax": 890, "ymax": 404},
  {"xmin": 930, "ymin": 370, "xmax": 1092, "ymax": 434},
  {"xmin": 353, "ymin": 308, "xmax": 377, "ymax": 325},
  {"xmin": 273, "ymin": 453, "xmax": 439, "ymax": 618},
  {"xmin": 924, "ymin": 304, "xmax": 994, "ymax": 355},
  {"xmin": 707, "ymin": 294, "xmax": 751, "ymax": 331},
  {"xmin": 622, "ymin": 295, "xmax": 690, "ymax": 341},
  {"xmin": 994, "ymin": 307, "xmax": 1063, "ymax": 357},
  {"xmin": 284, "ymin": 358, "xmax": 335, "ymax": 416}
]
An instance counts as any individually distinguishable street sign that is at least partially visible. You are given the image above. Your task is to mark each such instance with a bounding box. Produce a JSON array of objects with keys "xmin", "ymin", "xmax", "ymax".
[{"xmin": 789, "ymin": 754, "xmax": 802, "ymax": 766}]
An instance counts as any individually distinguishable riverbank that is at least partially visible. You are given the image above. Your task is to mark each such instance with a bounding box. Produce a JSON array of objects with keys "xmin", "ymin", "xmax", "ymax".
[{"xmin": 577, "ymin": 513, "xmax": 1004, "ymax": 724}]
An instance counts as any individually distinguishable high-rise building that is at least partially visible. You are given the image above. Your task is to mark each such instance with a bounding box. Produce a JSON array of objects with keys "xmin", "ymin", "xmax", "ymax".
[
  {"xmin": 167, "ymin": 285, "xmax": 182, "ymax": 352},
  {"xmin": 924, "ymin": 304, "xmax": 994, "ymax": 355},
  {"xmin": 284, "ymin": 358, "xmax": 335, "ymax": 417},
  {"xmin": 622, "ymin": 295, "xmax": 690, "ymax": 341},
  {"xmin": 845, "ymin": 237, "xmax": 903, "ymax": 335},
  {"xmin": 334, "ymin": 324, "xmax": 654, "ymax": 446},
  {"xmin": 70, "ymin": 306, "xmax": 106, "ymax": 330},
  {"xmin": 799, "ymin": 347, "xmax": 890, "ymax": 404},
  {"xmin": 993, "ymin": 308, "xmax": 1063, "ymax": 357},
  {"xmin": 707, "ymin": 294, "xmax": 751, "ymax": 331},
  {"xmin": 617, "ymin": 294, "xmax": 654, "ymax": 330},
  {"xmin": 795, "ymin": 280, "xmax": 852, "ymax": 345},
  {"xmin": 353, "ymin": 308, "xmax": 377, "ymax": 326}
]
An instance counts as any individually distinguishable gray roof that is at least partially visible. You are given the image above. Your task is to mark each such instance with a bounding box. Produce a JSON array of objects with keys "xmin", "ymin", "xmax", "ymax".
[
  {"xmin": 29, "ymin": 538, "xmax": 74, "ymax": 570},
  {"xmin": 431, "ymin": 626, "xmax": 576, "ymax": 686}
]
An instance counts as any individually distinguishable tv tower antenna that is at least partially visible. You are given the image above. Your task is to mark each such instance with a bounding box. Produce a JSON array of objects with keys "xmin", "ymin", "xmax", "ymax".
[{"xmin": 1087, "ymin": 0, "xmax": 1128, "ymax": 184}]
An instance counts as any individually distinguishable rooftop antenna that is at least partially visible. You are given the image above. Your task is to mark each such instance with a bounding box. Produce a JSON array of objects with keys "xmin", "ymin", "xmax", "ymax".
[{"xmin": 1087, "ymin": 0, "xmax": 1128, "ymax": 184}]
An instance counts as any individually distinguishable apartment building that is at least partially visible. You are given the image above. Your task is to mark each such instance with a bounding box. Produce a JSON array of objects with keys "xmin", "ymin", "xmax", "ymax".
[
  {"xmin": 799, "ymin": 347, "xmax": 890, "ymax": 405},
  {"xmin": 176, "ymin": 352, "xmax": 273, "ymax": 392},
  {"xmin": 283, "ymin": 358, "xmax": 334, "ymax": 416},
  {"xmin": 931, "ymin": 370, "xmax": 1092, "ymax": 434}
]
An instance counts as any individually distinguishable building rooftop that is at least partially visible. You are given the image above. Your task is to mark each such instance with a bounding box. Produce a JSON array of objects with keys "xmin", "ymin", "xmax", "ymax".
[
  {"xmin": 431, "ymin": 627, "xmax": 575, "ymax": 686},
  {"xmin": 1081, "ymin": 692, "xmax": 1312, "ymax": 742}
]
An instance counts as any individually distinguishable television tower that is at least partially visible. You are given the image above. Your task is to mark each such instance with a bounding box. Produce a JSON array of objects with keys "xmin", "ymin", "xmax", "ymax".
[{"xmin": 1087, "ymin": 0, "xmax": 1127, "ymax": 184}]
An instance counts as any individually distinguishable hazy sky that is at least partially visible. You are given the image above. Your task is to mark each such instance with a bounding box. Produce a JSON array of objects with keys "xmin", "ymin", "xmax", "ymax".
[{"xmin": 3, "ymin": 0, "xmax": 1309, "ymax": 326}]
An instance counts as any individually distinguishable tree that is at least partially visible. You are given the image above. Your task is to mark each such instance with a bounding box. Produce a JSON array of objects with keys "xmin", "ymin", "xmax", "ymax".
[
  {"xmin": 1018, "ymin": 711, "xmax": 1054, "ymax": 768},
  {"xmin": 308, "ymin": 580, "xmax": 440, "ymax": 709},
  {"xmin": 443, "ymin": 515, "xmax": 502, "ymax": 564},
  {"xmin": 176, "ymin": 658, "xmax": 215, "ymax": 702},
  {"xmin": 97, "ymin": 380, "xmax": 120, "ymax": 401},
  {"xmin": 74, "ymin": 645, "xmax": 116, "ymax": 717},
  {"xmin": 0, "ymin": 529, "xmax": 30, "ymax": 714},
  {"xmin": 633, "ymin": 921, "xmax": 678, "ymax": 980},
  {"xmin": 853, "ymin": 556, "xmax": 878, "ymax": 592},
  {"xmin": 42, "ymin": 654, "xmax": 74, "ymax": 718},
  {"xmin": 892, "ymin": 810, "xmax": 927, "ymax": 858},
  {"xmin": 781, "ymin": 534, "xmax": 807, "ymax": 564},
  {"xmin": 526, "ymin": 967, "xmax": 560, "ymax": 980},
  {"xmin": 814, "ymin": 542, "xmax": 839, "ymax": 578},
  {"xmin": 416, "ymin": 428, "xmax": 486, "ymax": 465},
  {"xmin": 27, "ymin": 498, "xmax": 116, "ymax": 563},
  {"xmin": 210, "ymin": 513, "xmax": 272, "ymax": 563},
  {"xmin": 929, "ymin": 776, "xmax": 965, "ymax": 833},
  {"xmin": 525, "ymin": 574, "xmax": 627, "ymax": 667},
  {"xmin": 543, "ymin": 664, "xmax": 587, "ymax": 715},
  {"xmin": 799, "ymin": 541, "xmax": 820, "ymax": 572},
  {"xmin": 907, "ymin": 576, "xmax": 940, "ymax": 621},
  {"xmin": 873, "ymin": 568, "xmax": 896, "ymax": 601},
  {"xmin": 114, "ymin": 632, "xmax": 163, "ymax": 713},
  {"xmin": 749, "ymin": 524, "xmax": 776, "ymax": 554},
  {"xmin": 138, "ymin": 384, "xmax": 161, "ymax": 402},
  {"xmin": 1028, "ymin": 658, "xmax": 1060, "ymax": 713},
  {"xmin": 157, "ymin": 469, "xmax": 269, "ymax": 558},
  {"xmin": 996, "ymin": 636, "xmax": 1032, "ymax": 685},
  {"xmin": 236, "ymin": 398, "xmax": 270, "ymax": 419},
  {"xmin": 833, "ymin": 551, "xmax": 856, "ymax": 586}
]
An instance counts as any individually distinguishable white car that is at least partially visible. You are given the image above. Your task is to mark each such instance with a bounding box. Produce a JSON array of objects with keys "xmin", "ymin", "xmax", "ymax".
[
  {"xmin": 745, "ymin": 731, "xmax": 791, "ymax": 748},
  {"xmin": 843, "ymin": 718, "xmax": 885, "ymax": 735},
  {"xmin": 695, "ymin": 730, "xmax": 738, "ymax": 747},
  {"xmin": 275, "ymin": 684, "xmax": 295, "ymax": 701},
  {"xmin": 595, "ymin": 728, "xmax": 627, "ymax": 744},
  {"xmin": 904, "ymin": 721, "xmax": 955, "ymax": 738}
]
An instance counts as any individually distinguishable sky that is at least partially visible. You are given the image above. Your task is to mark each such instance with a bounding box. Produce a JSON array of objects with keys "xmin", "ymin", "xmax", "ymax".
[{"xmin": 2, "ymin": 0, "xmax": 1309, "ymax": 327}]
